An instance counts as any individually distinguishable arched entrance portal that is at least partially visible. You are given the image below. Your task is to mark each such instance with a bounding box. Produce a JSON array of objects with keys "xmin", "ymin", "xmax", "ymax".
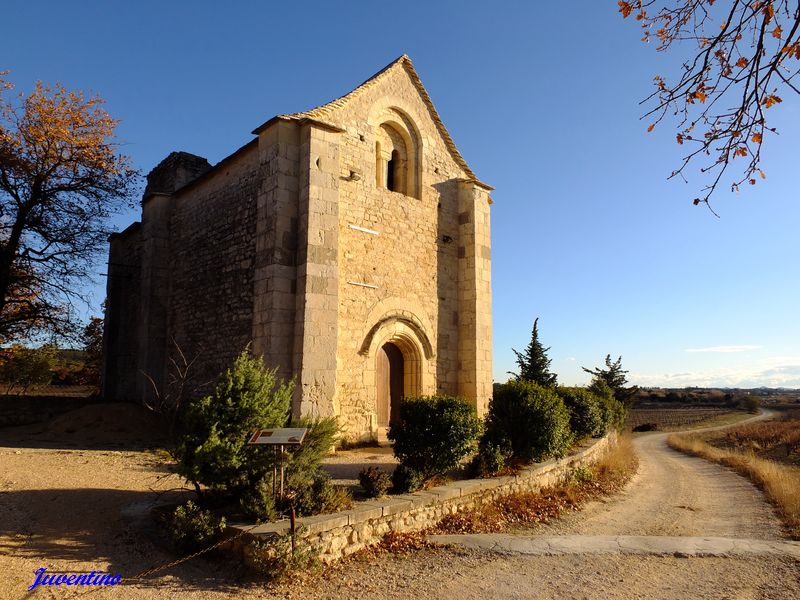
[{"xmin": 376, "ymin": 342, "xmax": 404, "ymax": 427}]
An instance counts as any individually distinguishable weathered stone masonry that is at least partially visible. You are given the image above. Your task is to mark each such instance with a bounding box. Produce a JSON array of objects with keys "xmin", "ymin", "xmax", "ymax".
[
  {"xmin": 229, "ymin": 434, "xmax": 617, "ymax": 564},
  {"xmin": 103, "ymin": 55, "xmax": 494, "ymax": 440}
]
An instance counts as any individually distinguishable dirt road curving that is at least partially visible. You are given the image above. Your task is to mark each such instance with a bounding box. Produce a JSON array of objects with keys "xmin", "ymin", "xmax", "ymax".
[{"xmin": 533, "ymin": 415, "xmax": 785, "ymax": 540}]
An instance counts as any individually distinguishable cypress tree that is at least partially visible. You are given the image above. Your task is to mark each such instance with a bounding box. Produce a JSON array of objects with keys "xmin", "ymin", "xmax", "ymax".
[{"xmin": 510, "ymin": 318, "xmax": 558, "ymax": 387}]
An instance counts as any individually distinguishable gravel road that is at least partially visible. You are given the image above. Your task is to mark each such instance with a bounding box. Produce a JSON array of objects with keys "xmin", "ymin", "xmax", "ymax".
[
  {"xmin": 532, "ymin": 426, "xmax": 786, "ymax": 540},
  {"xmin": 1, "ymin": 411, "xmax": 798, "ymax": 599}
]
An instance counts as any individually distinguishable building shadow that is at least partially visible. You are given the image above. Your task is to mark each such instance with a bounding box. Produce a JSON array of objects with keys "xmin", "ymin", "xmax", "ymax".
[
  {"xmin": 0, "ymin": 402, "xmax": 170, "ymax": 451},
  {"xmin": 1, "ymin": 486, "xmax": 278, "ymax": 594}
]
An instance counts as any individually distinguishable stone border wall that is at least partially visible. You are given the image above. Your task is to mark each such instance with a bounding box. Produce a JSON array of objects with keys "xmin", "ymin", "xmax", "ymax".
[{"xmin": 228, "ymin": 432, "xmax": 616, "ymax": 564}]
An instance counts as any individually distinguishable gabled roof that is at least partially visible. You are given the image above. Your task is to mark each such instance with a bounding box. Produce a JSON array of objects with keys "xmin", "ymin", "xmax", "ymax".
[{"xmin": 252, "ymin": 55, "xmax": 491, "ymax": 189}]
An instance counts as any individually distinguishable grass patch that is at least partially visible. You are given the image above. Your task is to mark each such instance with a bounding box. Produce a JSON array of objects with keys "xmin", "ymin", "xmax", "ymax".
[
  {"xmin": 433, "ymin": 435, "xmax": 638, "ymax": 534},
  {"xmin": 668, "ymin": 425, "xmax": 800, "ymax": 539}
]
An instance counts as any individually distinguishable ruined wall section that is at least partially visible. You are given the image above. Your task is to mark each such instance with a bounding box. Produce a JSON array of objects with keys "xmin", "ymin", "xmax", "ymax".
[
  {"xmin": 103, "ymin": 224, "xmax": 142, "ymax": 402},
  {"xmin": 166, "ymin": 146, "xmax": 260, "ymax": 396}
]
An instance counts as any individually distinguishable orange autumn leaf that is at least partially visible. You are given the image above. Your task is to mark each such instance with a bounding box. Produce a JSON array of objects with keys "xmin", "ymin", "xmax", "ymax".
[
  {"xmin": 735, "ymin": 147, "xmax": 748, "ymax": 157},
  {"xmin": 759, "ymin": 169, "xmax": 767, "ymax": 179},
  {"xmin": 772, "ymin": 25, "xmax": 782, "ymax": 39},
  {"xmin": 735, "ymin": 57, "xmax": 748, "ymax": 68},
  {"xmin": 749, "ymin": 178, "xmax": 757, "ymax": 185},
  {"xmin": 618, "ymin": 1, "xmax": 633, "ymax": 18},
  {"xmin": 752, "ymin": 133, "xmax": 763, "ymax": 143},
  {"xmin": 676, "ymin": 134, "xmax": 684, "ymax": 145},
  {"xmin": 763, "ymin": 3, "xmax": 775, "ymax": 24},
  {"xmin": 647, "ymin": 123, "xmax": 655, "ymax": 132},
  {"xmin": 695, "ymin": 90, "xmax": 707, "ymax": 103},
  {"xmin": 763, "ymin": 95, "xmax": 782, "ymax": 108}
]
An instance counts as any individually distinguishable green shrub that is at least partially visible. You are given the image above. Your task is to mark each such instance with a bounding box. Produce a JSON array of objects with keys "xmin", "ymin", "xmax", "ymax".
[
  {"xmin": 469, "ymin": 439, "xmax": 509, "ymax": 477},
  {"xmin": 391, "ymin": 464, "xmax": 424, "ymax": 493},
  {"xmin": 557, "ymin": 386, "xmax": 603, "ymax": 439},
  {"xmin": 173, "ymin": 349, "xmax": 293, "ymax": 502},
  {"xmin": 245, "ymin": 528, "xmax": 318, "ymax": 581},
  {"xmin": 170, "ymin": 349, "xmax": 350, "ymax": 527},
  {"xmin": 483, "ymin": 380, "xmax": 573, "ymax": 463},
  {"xmin": 388, "ymin": 395, "xmax": 482, "ymax": 481},
  {"xmin": 238, "ymin": 479, "xmax": 278, "ymax": 522},
  {"xmin": 0, "ymin": 344, "xmax": 56, "ymax": 394},
  {"xmin": 589, "ymin": 380, "xmax": 626, "ymax": 433},
  {"xmin": 359, "ymin": 467, "xmax": 392, "ymax": 498},
  {"xmin": 168, "ymin": 500, "xmax": 226, "ymax": 552},
  {"xmin": 284, "ymin": 416, "xmax": 339, "ymax": 485},
  {"xmin": 281, "ymin": 416, "xmax": 350, "ymax": 515},
  {"xmin": 292, "ymin": 470, "xmax": 351, "ymax": 516}
]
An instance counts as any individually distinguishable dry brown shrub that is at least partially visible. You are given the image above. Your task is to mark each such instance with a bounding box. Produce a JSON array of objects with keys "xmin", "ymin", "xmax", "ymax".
[
  {"xmin": 723, "ymin": 419, "xmax": 800, "ymax": 458},
  {"xmin": 434, "ymin": 436, "xmax": 638, "ymax": 535}
]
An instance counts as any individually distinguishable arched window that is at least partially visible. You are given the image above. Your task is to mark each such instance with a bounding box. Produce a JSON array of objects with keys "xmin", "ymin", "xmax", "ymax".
[{"xmin": 374, "ymin": 122, "xmax": 413, "ymax": 197}]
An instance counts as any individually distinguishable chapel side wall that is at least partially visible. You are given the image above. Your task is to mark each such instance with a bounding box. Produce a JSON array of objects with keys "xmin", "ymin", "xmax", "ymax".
[
  {"xmin": 165, "ymin": 149, "xmax": 260, "ymax": 397},
  {"xmin": 103, "ymin": 226, "xmax": 142, "ymax": 402},
  {"xmin": 325, "ymin": 75, "xmax": 473, "ymax": 439}
]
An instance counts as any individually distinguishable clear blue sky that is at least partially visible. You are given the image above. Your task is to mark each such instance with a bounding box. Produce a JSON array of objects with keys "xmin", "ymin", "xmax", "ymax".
[{"xmin": 4, "ymin": 1, "xmax": 799, "ymax": 388}]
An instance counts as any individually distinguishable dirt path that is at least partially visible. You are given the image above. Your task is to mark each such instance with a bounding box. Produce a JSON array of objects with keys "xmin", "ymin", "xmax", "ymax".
[
  {"xmin": 531, "ymin": 423, "xmax": 785, "ymax": 540},
  {"xmin": 1, "ymin": 411, "xmax": 798, "ymax": 599}
]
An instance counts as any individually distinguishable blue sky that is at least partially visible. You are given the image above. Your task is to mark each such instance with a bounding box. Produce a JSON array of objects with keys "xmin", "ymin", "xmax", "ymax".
[{"xmin": 3, "ymin": 1, "xmax": 799, "ymax": 388}]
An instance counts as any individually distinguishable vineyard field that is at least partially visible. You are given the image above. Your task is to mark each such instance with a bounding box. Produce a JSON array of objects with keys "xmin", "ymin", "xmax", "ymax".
[{"xmin": 627, "ymin": 406, "xmax": 746, "ymax": 431}]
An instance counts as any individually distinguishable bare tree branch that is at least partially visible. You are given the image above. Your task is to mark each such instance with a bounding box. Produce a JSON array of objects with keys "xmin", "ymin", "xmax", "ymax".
[{"xmin": 620, "ymin": 1, "xmax": 800, "ymax": 212}]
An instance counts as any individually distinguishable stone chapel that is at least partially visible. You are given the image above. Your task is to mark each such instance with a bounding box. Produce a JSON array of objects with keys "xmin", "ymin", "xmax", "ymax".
[{"xmin": 103, "ymin": 55, "xmax": 493, "ymax": 441}]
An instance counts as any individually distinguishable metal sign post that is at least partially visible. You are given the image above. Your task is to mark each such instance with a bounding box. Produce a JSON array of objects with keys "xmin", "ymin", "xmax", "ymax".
[{"xmin": 247, "ymin": 428, "xmax": 307, "ymax": 503}]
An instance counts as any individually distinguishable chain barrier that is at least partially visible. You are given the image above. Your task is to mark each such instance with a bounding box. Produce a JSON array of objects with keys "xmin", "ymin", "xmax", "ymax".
[{"xmin": 68, "ymin": 523, "xmax": 260, "ymax": 597}]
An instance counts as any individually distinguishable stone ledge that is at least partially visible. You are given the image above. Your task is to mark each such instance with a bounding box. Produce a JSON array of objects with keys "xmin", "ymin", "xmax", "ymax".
[
  {"xmin": 342, "ymin": 504, "xmax": 384, "ymax": 525},
  {"xmin": 228, "ymin": 432, "xmax": 615, "ymax": 566}
]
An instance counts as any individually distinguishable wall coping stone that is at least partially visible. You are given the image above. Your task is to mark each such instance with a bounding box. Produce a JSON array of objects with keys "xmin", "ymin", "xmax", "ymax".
[
  {"xmin": 343, "ymin": 503, "xmax": 384, "ymax": 525},
  {"xmin": 227, "ymin": 433, "xmax": 616, "ymax": 566},
  {"xmin": 302, "ymin": 513, "xmax": 350, "ymax": 535},
  {"xmin": 379, "ymin": 498, "xmax": 415, "ymax": 516}
]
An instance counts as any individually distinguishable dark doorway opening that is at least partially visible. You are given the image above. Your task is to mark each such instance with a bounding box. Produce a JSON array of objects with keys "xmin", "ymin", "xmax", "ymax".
[{"xmin": 377, "ymin": 342, "xmax": 404, "ymax": 427}]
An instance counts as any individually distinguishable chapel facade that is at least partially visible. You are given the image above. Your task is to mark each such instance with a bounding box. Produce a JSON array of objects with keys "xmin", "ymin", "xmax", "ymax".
[{"xmin": 103, "ymin": 55, "xmax": 493, "ymax": 440}]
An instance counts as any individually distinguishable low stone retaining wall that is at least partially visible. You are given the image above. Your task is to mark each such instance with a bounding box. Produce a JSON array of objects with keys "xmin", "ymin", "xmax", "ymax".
[{"xmin": 228, "ymin": 432, "xmax": 617, "ymax": 565}]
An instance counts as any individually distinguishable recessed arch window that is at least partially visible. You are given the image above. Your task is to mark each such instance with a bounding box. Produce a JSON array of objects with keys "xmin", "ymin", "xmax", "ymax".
[{"xmin": 374, "ymin": 117, "xmax": 418, "ymax": 198}]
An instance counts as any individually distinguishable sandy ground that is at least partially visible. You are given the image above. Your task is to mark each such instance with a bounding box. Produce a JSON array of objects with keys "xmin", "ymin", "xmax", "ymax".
[{"xmin": 0, "ymin": 407, "xmax": 798, "ymax": 599}]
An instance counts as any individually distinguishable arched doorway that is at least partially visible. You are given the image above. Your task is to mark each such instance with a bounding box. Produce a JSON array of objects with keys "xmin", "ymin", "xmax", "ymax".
[{"xmin": 376, "ymin": 342, "xmax": 404, "ymax": 427}]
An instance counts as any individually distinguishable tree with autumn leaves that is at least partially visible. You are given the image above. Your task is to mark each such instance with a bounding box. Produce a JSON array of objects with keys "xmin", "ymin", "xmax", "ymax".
[
  {"xmin": 0, "ymin": 72, "xmax": 137, "ymax": 342},
  {"xmin": 619, "ymin": 0, "xmax": 800, "ymax": 213}
]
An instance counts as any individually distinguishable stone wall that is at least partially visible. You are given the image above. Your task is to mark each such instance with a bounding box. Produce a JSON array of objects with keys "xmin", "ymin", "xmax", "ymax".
[
  {"xmin": 166, "ymin": 146, "xmax": 260, "ymax": 397},
  {"xmin": 310, "ymin": 60, "xmax": 493, "ymax": 438},
  {"xmin": 229, "ymin": 433, "xmax": 616, "ymax": 565},
  {"xmin": 104, "ymin": 223, "xmax": 143, "ymax": 402}
]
